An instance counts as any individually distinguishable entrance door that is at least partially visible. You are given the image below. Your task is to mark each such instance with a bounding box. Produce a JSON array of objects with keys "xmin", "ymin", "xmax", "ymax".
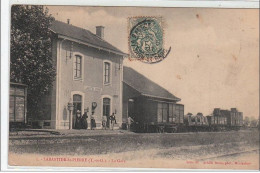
[
  {"xmin": 128, "ymin": 99, "xmax": 135, "ymax": 119},
  {"xmin": 103, "ymin": 98, "xmax": 110, "ymax": 128},
  {"xmin": 73, "ymin": 94, "xmax": 82, "ymax": 129}
]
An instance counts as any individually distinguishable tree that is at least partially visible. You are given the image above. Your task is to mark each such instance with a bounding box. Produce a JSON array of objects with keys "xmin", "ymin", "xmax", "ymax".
[
  {"xmin": 243, "ymin": 116, "xmax": 250, "ymax": 127},
  {"xmin": 10, "ymin": 5, "xmax": 56, "ymax": 120},
  {"xmin": 250, "ymin": 117, "xmax": 258, "ymax": 128}
]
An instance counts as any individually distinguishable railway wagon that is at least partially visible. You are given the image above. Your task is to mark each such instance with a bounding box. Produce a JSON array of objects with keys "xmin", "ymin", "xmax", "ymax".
[
  {"xmin": 9, "ymin": 82, "xmax": 27, "ymax": 129},
  {"xmin": 206, "ymin": 115, "xmax": 227, "ymax": 131},
  {"xmin": 130, "ymin": 97, "xmax": 184, "ymax": 133},
  {"xmin": 184, "ymin": 113, "xmax": 209, "ymax": 131},
  {"xmin": 228, "ymin": 108, "xmax": 243, "ymax": 130},
  {"xmin": 207, "ymin": 108, "xmax": 228, "ymax": 131},
  {"xmin": 207, "ymin": 108, "xmax": 243, "ymax": 131}
]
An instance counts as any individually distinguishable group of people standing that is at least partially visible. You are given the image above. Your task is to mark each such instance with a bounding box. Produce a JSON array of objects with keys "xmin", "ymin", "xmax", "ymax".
[
  {"xmin": 102, "ymin": 113, "xmax": 117, "ymax": 130},
  {"xmin": 74, "ymin": 110, "xmax": 135, "ymax": 131},
  {"xmin": 74, "ymin": 110, "xmax": 96, "ymax": 130},
  {"xmin": 74, "ymin": 110, "xmax": 118, "ymax": 130}
]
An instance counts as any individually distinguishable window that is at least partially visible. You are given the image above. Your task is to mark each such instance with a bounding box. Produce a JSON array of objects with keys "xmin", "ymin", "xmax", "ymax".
[
  {"xmin": 103, "ymin": 98, "xmax": 110, "ymax": 117},
  {"xmin": 74, "ymin": 55, "xmax": 82, "ymax": 79},
  {"xmin": 104, "ymin": 62, "xmax": 111, "ymax": 84},
  {"xmin": 9, "ymin": 85, "xmax": 26, "ymax": 122}
]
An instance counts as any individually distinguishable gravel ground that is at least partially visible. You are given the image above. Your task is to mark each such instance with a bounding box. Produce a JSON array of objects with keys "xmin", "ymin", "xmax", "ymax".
[
  {"xmin": 9, "ymin": 129, "xmax": 132, "ymax": 138},
  {"xmin": 9, "ymin": 130, "xmax": 259, "ymax": 155},
  {"xmin": 9, "ymin": 129, "xmax": 259, "ymax": 169}
]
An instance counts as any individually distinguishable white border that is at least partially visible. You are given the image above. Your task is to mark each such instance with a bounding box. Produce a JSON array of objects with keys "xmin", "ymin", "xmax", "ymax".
[
  {"xmin": 1, "ymin": 0, "xmax": 259, "ymax": 172},
  {"xmin": 7, "ymin": 0, "xmax": 260, "ymax": 8},
  {"xmin": 1, "ymin": 0, "xmax": 10, "ymax": 171}
]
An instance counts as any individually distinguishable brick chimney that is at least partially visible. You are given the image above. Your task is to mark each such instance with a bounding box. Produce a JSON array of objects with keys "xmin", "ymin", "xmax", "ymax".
[
  {"xmin": 231, "ymin": 108, "xmax": 237, "ymax": 112},
  {"xmin": 96, "ymin": 26, "xmax": 104, "ymax": 39}
]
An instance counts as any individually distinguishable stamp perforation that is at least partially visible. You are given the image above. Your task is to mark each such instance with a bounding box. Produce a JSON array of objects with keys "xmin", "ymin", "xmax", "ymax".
[{"xmin": 127, "ymin": 16, "xmax": 170, "ymax": 64}]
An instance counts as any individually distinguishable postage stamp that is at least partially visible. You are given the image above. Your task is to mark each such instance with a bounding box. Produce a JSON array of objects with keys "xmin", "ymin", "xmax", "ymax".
[{"xmin": 128, "ymin": 16, "xmax": 171, "ymax": 63}]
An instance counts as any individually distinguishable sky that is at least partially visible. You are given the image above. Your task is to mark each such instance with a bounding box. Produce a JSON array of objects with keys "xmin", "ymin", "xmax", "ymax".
[{"xmin": 47, "ymin": 6, "xmax": 259, "ymax": 118}]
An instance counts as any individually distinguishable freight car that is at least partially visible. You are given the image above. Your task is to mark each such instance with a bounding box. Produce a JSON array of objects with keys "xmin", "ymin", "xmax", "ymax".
[
  {"xmin": 206, "ymin": 115, "xmax": 227, "ymax": 131},
  {"xmin": 132, "ymin": 107, "xmax": 243, "ymax": 133},
  {"xmin": 130, "ymin": 100, "xmax": 184, "ymax": 133},
  {"xmin": 184, "ymin": 108, "xmax": 243, "ymax": 132},
  {"xmin": 184, "ymin": 112, "xmax": 209, "ymax": 131},
  {"xmin": 210, "ymin": 108, "xmax": 243, "ymax": 131}
]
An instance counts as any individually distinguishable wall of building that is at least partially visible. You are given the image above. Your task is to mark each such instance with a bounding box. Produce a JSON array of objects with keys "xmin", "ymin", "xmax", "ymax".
[
  {"xmin": 54, "ymin": 39, "xmax": 123, "ymax": 129},
  {"xmin": 122, "ymin": 82, "xmax": 140, "ymax": 124}
]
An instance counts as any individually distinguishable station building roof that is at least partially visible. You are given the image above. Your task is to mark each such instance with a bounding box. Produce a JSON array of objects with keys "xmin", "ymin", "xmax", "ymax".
[
  {"xmin": 50, "ymin": 20, "xmax": 127, "ymax": 56},
  {"xmin": 123, "ymin": 66, "xmax": 181, "ymax": 102}
]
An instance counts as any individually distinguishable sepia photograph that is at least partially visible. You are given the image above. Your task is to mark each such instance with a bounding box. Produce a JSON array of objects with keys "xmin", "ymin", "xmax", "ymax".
[{"xmin": 6, "ymin": 4, "xmax": 259, "ymax": 170}]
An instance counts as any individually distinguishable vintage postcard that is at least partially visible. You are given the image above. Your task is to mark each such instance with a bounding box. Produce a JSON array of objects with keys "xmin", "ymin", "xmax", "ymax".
[{"xmin": 7, "ymin": 4, "xmax": 259, "ymax": 170}]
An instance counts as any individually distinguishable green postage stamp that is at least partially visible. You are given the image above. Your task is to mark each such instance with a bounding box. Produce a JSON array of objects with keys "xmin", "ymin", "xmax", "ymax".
[{"xmin": 128, "ymin": 17, "xmax": 171, "ymax": 63}]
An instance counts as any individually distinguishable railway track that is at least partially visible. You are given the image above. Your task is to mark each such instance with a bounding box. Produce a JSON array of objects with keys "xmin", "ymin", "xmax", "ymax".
[{"xmin": 198, "ymin": 148, "xmax": 259, "ymax": 161}]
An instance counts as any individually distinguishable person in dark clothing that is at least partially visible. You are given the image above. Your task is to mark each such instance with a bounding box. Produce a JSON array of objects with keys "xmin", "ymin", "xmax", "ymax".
[
  {"xmin": 109, "ymin": 113, "xmax": 116, "ymax": 130},
  {"xmin": 75, "ymin": 110, "xmax": 82, "ymax": 129},
  {"xmin": 90, "ymin": 115, "xmax": 96, "ymax": 130},
  {"xmin": 81, "ymin": 111, "xmax": 88, "ymax": 129}
]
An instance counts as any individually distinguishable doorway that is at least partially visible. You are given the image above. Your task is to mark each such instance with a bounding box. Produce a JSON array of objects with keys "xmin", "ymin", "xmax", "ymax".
[
  {"xmin": 73, "ymin": 94, "xmax": 82, "ymax": 129},
  {"xmin": 128, "ymin": 99, "xmax": 135, "ymax": 120},
  {"xmin": 103, "ymin": 98, "xmax": 110, "ymax": 128}
]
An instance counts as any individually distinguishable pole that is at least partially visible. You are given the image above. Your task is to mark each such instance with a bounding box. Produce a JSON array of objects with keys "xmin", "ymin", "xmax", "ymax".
[
  {"xmin": 68, "ymin": 100, "xmax": 74, "ymax": 130},
  {"xmin": 69, "ymin": 110, "xmax": 72, "ymax": 130}
]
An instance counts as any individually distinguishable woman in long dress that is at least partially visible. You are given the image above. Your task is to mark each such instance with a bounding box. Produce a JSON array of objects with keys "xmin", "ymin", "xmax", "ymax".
[
  {"xmin": 75, "ymin": 110, "xmax": 82, "ymax": 129},
  {"xmin": 81, "ymin": 111, "xmax": 88, "ymax": 129}
]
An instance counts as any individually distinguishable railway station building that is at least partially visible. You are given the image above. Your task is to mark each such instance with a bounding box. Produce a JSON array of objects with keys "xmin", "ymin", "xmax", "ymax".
[
  {"xmin": 12, "ymin": 20, "xmax": 184, "ymax": 130},
  {"xmin": 38, "ymin": 20, "xmax": 127, "ymax": 129}
]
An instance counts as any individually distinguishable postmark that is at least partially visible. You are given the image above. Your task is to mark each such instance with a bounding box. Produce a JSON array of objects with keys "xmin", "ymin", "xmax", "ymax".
[{"xmin": 128, "ymin": 16, "xmax": 171, "ymax": 63}]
